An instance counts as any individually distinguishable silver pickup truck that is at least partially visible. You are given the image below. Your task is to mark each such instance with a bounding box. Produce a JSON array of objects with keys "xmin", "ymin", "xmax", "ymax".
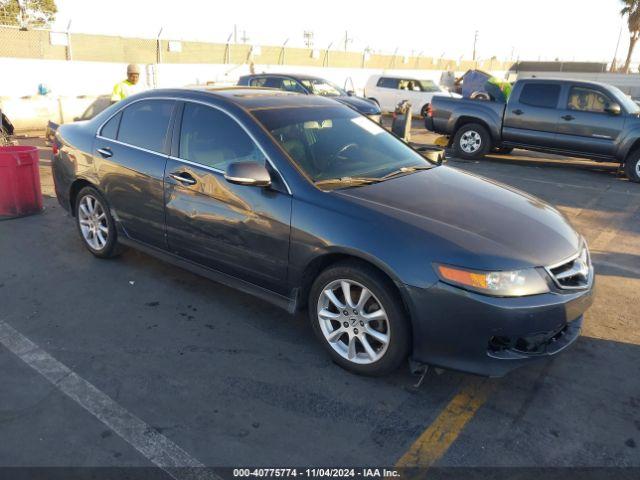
[{"xmin": 425, "ymin": 78, "xmax": 640, "ymax": 182}]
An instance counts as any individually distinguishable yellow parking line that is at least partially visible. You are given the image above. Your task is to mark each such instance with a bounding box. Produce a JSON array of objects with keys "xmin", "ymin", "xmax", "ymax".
[{"xmin": 396, "ymin": 377, "xmax": 494, "ymax": 468}]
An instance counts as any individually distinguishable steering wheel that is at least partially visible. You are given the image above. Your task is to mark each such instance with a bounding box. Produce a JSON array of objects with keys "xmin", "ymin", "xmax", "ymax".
[{"xmin": 326, "ymin": 143, "xmax": 359, "ymax": 170}]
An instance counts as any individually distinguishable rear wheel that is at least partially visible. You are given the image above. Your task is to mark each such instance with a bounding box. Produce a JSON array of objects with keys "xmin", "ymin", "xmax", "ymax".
[
  {"xmin": 420, "ymin": 103, "xmax": 430, "ymax": 118},
  {"xmin": 308, "ymin": 261, "xmax": 410, "ymax": 376},
  {"xmin": 75, "ymin": 186, "xmax": 123, "ymax": 258},
  {"xmin": 453, "ymin": 123, "xmax": 491, "ymax": 159},
  {"xmin": 624, "ymin": 151, "xmax": 640, "ymax": 183}
]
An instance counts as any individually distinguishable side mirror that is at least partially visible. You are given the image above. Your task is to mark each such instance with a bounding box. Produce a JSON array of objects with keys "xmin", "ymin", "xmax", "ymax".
[
  {"xmin": 605, "ymin": 103, "xmax": 621, "ymax": 115},
  {"xmin": 346, "ymin": 90, "xmax": 355, "ymax": 96},
  {"xmin": 414, "ymin": 145, "xmax": 445, "ymax": 165},
  {"xmin": 224, "ymin": 161, "xmax": 271, "ymax": 187}
]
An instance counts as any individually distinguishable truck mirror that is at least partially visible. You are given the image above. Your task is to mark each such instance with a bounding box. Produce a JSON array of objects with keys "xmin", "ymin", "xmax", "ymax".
[{"xmin": 605, "ymin": 103, "xmax": 621, "ymax": 115}]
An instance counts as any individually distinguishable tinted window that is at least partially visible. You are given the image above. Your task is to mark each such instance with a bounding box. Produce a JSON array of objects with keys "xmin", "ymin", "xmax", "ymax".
[
  {"xmin": 518, "ymin": 83, "xmax": 560, "ymax": 109},
  {"xmin": 376, "ymin": 77, "xmax": 399, "ymax": 89},
  {"xmin": 249, "ymin": 77, "xmax": 267, "ymax": 87},
  {"xmin": 567, "ymin": 87, "xmax": 613, "ymax": 113},
  {"xmin": 179, "ymin": 103, "xmax": 262, "ymax": 171},
  {"xmin": 100, "ymin": 112, "xmax": 121, "ymax": 139},
  {"xmin": 282, "ymin": 79, "xmax": 306, "ymax": 93},
  {"xmin": 117, "ymin": 100, "xmax": 174, "ymax": 152},
  {"xmin": 264, "ymin": 77, "xmax": 284, "ymax": 89}
]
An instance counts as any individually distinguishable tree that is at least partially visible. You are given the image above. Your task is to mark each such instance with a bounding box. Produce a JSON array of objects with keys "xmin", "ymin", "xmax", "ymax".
[
  {"xmin": 621, "ymin": 0, "xmax": 640, "ymax": 73},
  {"xmin": 0, "ymin": 0, "xmax": 57, "ymax": 29}
]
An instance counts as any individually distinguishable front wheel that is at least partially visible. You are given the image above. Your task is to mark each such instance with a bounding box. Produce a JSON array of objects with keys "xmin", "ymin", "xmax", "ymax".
[
  {"xmin": 309, "ymin": 261, "xmax": 410, "ymax": 376},
  {"xmin": 452, "ymin": 123, "xmax": 491, "ymax": 159},
  {"xmin": 624, "ymin": 151, "xmax": 640, "ymax": 183},
  {"xmin": 75, "ymin": 186, "xmax": 123, "ymax": 258}
]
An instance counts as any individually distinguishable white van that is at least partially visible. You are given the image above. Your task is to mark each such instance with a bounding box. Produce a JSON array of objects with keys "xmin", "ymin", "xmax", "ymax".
[{"xmin": 364, "ymin": 75, "xmax": 461, "ymax": 116}]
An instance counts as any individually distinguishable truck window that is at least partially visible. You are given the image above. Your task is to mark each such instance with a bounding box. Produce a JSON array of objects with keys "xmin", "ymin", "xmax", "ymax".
[
  {"xmin": 377, "ymin": 77, "xmax": 400, "ymax": 89},
  {"xmin": 567, "ymin": 87, "xmax": 612, "ymax": 113},
  {"xmin": 249, "ymin": 77, "xmax": 268, "ymax": 87},
  {"xmin": 518, "ymin": 83, "xmax": 561, "ymax": 109}
]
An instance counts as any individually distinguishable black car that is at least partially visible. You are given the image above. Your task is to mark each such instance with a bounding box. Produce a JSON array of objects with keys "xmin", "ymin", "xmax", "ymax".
[
  {"xmin": 52, "ymin": 88, "xmax": 594, "ymax": 377},
  {"xmin": 237, "ymin": 73, "xmax": 381, "ymax": 122}
]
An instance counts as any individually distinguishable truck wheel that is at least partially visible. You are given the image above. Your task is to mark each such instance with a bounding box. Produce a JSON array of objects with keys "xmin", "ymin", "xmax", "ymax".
[
  {"xmin": 624, "ymin": 152, "xmax": 640, "ymax": 183},
  {"xmin": 453, "ymin": 123, "xmax": 491, "ymax": 159},
  {"xmin": 420, "ymin": 103, "xmax": 430, "ymax": 117}
]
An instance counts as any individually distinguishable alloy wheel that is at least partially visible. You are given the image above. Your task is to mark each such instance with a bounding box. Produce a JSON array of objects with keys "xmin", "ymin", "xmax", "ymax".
[
  {"xmin": 460, "ymin": 130, "xmax": 482, "ymax": 153},
  {"xmin": 316, "ymin": 279, "xmax": 390, "ymax": 365},
  {"xmin": 78, "ymin": 194, "xmax": 109, "ymax": 251}
]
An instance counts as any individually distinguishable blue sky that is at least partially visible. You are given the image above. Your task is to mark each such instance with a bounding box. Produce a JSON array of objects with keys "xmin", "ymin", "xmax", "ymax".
[{"xmin": 52, "ymin": 0, "xmax": 630, "ymax": 63}]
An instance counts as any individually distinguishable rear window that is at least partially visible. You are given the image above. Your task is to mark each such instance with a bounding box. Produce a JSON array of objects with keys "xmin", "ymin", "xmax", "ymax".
[
  {"xmin": 117, "ymin": 100, "xmax": 174, "ymax": 153},
  {"xmin": 100, "ymin": 112, "xmax": 121, "ymax": 139},
  {"xmin": 249, "ymin": 77, "xmax": 267, "ymax": 87},
  {"xmin": 376, "ymin": 77, "xmax": 399, "ymax": 89},
  {"xmin": 518, "ymin": 83, "xmax": 561, "ymax": 109}
]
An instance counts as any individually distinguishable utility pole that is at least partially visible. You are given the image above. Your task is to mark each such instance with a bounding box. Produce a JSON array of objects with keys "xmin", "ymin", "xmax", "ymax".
[
  {"xmin": 472, "ymin": 30, "xmax": 479, "ymax": 62},
  {"xmin": 611, "ymin": 17, "xmax": 625, "ymax": 72},
  {"xmin": 240, "ymin": 30, "xmax": 249, "ymax": 44},
  {"xmin": 343, "ymin": 30, "xmax": 352, "ymax": 52},
  {"xmin": 234, "ymin": 24, "xmax": 237, "ymax": 44}
]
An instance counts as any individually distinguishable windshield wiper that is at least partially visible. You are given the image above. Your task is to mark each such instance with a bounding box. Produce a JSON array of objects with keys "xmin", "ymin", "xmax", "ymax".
[
  {"xmin": 314, "ymin": 176, "xmax": 381, "ymax": 187},
  {"xmin": 378, "ymin": 165, "xmax": 432, "ymax": 181}
]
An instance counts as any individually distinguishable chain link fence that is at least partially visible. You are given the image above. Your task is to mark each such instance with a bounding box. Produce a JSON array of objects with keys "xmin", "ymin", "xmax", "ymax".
[{"xmin": 0, "ymin": 25, "xmax": 513, "ymax": 71}]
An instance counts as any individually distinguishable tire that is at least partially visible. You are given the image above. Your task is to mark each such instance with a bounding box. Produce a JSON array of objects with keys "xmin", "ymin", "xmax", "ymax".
[
  {"xmin": 74, "ymin": 186, "xmax": 123, "ymax": 258},
  {"xmin": 492, "ymin": 146, "xmax": 514, "ymax": 155},
  {"xmin": 453, "ymin": 123, "xmax": 491, "ymax": 159},
  {"xmin": 624, "ymin": 151, "xmax": 640, "ymax": 183},
  {"xmin": 308, "ymin": 261, "xmax": 410, "ymax": 376},
  {"xmin": 367, "ymin": 98, "xmax": 380, "ymax": 108},
  {"xmin": 420, "ymin": 103, "xmax": 430, "ymax": 118}
]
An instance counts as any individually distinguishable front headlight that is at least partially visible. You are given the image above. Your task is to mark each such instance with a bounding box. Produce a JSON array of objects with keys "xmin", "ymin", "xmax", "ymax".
[{"xmin": 434, "ymin": 264, "xmax": 550, "ymax": 297}]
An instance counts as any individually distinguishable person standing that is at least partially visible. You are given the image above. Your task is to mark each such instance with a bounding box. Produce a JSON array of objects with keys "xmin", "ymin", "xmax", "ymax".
[{"xmin": 111, "ymin": 64, "xmax": 145, "ymax": 103}]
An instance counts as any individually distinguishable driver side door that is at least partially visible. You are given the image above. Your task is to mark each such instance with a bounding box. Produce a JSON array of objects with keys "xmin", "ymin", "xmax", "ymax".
[{"xmin": 164, "ymin": 102, "xmax": 292, "ymax": 294}]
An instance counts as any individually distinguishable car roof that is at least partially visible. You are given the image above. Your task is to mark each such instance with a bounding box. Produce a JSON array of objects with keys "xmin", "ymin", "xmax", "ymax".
[
  {"xmin": 139, "ymin": 87, "xmax": 341, "ymax": 111},
  {"xmin": 243, "ymin": 73, "xmax": 327, "ymax": 81},
  {"xmin": 518, "ymin": 77, "xmax": 617, "ymax": 90}
]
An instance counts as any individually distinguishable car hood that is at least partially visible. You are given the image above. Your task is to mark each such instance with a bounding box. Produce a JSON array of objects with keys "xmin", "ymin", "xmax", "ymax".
[
  {"xmin": 334, "ymin": 96, "xmax": 381, "ymax": 115},
  {"xmin": 334, "ymin": 166, "xmax": 581, "ymax": 270}
]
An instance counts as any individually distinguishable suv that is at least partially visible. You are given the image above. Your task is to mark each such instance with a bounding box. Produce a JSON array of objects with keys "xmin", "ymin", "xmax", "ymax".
[
  {"xmin": 364, "ymin": 74, "xmax": 460, "ymax": 117},
  {"xmin": 238, "ymin": 73, "xmax": 381, "ymax": 122}
]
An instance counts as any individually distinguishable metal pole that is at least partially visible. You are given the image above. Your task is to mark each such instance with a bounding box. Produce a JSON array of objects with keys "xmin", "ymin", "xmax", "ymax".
[
  {"xmin": 156, "ymin": 26, "xmax": 163, "ymax": 65},
  {"xmin": 611, "ymin": 17, "xmax": 624, "ymax": 72},
  {"xmin": 66, "ymin": 20, "xmax": 72, "ymax": 61},
  {"xmin": 472, "ymin": 30, "xmax": 478, "ymax": 62}
]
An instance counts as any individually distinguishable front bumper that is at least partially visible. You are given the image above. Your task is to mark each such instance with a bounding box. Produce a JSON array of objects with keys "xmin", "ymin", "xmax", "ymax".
[{"xmin": 403, "ymin": 280, "xmax": 594, "ymax": 377}]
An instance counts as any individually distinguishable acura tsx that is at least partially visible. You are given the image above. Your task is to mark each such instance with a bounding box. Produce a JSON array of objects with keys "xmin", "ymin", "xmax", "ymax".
[{"xmin": 51, "ymin": 88, "xmax": 594, "ymax": 377}]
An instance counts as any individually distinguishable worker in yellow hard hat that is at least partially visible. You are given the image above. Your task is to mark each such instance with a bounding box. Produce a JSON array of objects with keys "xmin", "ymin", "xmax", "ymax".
[{"xmin": 111, "ymin": 64, "xmax": 144, "ymax": 103}]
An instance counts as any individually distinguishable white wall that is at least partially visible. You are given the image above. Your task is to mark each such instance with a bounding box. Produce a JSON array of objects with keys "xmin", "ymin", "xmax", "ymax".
[{"xmin": 0, "ymin": 57, "xmax": 508, "ymax": 131}]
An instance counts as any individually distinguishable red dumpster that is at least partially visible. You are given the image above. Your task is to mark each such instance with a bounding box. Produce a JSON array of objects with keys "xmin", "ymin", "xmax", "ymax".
[{"xmin": 0, "ymin": 146, "xmax": 43, "ymax": 219}]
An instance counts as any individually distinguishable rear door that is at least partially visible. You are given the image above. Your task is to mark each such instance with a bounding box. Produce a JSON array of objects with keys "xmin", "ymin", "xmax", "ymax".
[
  {"xmin": 375, "ymin": 77, "xmax": 400, "ymax": 111},
  {"xmin": 164, "ymin": 102, "xmax": 292, "ymax": 294},
  {"xmin": 96, "ymin": 99, "xmax": 176, "ymax": 248},
  {"xmin": 554, "ymin": 85, "xmax": 625, "ymax": 157},
  {"xmin": 502, "ymin": 82, "xmax": 561, "ymax": 147}
]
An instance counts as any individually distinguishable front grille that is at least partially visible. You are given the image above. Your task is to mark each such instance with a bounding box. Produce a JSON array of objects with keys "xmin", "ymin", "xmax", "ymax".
[{"xmin": 546, "ymin": 246, "xmax": 591, "ymax": 290}]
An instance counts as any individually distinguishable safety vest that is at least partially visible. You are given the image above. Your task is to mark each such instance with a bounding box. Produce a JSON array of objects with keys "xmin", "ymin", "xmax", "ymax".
[{"xmin": 111, "ymin": 80, "xmax": 144, "ymax": 102}]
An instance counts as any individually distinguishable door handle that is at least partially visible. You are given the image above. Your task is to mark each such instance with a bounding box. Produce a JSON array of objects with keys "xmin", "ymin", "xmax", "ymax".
[
  {"xmin": 169, "ymin": 172, "xmax": 197, "ymax": 186},
  {"xmin": 97, "ymin": 147, "xmax": 112, "ymax": 158},
  {"xmin": 512, "ymin": 109, "xmax": 524, "ymax": 115},
  {"xmin": 561, "ymin": 115, "xmax": 575, "ymax": 121}
]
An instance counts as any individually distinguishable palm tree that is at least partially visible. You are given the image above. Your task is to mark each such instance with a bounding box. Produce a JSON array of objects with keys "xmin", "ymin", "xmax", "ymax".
[{"xmin": 621, "ymin": 0, "xmax": 640, "ymax": 72}]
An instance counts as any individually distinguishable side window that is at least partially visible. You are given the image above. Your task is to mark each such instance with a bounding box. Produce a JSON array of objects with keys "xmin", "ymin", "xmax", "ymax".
[
  {"xmin": 398, "ymin": 79, "xmax": 420, "ymax": 91},
  {"xmin": 376, "ymin": 77, "xmax": 399, "ymax": 89},
  {"xmin": 100, "ymin": 112, "xmax": 121, "ymax": 139},
  {"xmin": 249, "ymin": 77, "xmax": 267, "ymax": 87},
  {"xmin": 179, "ymin": 103, "xmax": 262, "ymax": 171},
  {"xmin": 264, "ymin": 77, "xmax": 285, "ymax": 89},
  {"xmin": 567, "ymin": 87, "xmax": 612, "ymax": 113},
  {"xmin": 117, "ymin": 100, "xmax": 174, "ymax": 152},
  {"xmin": 518, "ymin": 83, "xmax": 561, "ymax": 109},
  {"xmin": 282, "ymin": 79, "xmax": 305, "ymax": 93}
]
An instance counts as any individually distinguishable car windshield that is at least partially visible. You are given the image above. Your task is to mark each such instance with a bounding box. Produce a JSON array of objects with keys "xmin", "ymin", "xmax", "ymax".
[
  {"xmin": 253, "ymin": 106, "xmax": 434, "ymax": 186},
  {"xmin": 418, "ymin": 80, "xmax": 441, "ymax": 92},
  {"xmin": 607, "ymin": 85, "xmax": 640, "ymax": 114},
  {"xmin": 300, "ymin": 78, "xmax": 345, "ymax": 97}
]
